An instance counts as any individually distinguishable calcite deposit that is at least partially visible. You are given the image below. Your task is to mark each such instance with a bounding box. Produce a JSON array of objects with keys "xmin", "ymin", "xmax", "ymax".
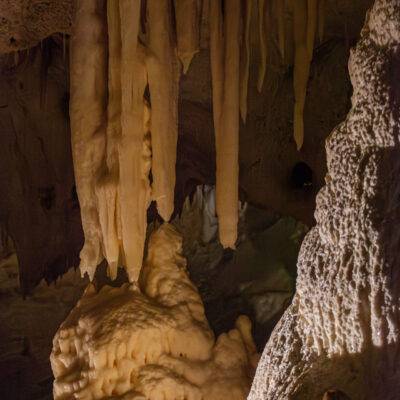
[
  {"xmin": 51, "ymin": 224, "xmax": 258, "ymax": 400},
  {"xmin": 249, "ymin": 0, "xmax": 400, "ymax": 398},
  {"xmin": 69, "ymin": 0, "xmax": 332, "ymax": 281}
]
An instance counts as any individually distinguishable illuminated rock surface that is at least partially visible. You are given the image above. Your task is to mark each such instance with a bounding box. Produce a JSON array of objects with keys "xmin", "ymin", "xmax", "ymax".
[
  {"xmin": 249, "ymin": 0, "xmax": 400, "ymax": 398},
  {"xmin": 51, "ymin": 224, "xmax": 258, "ymax": 400}
]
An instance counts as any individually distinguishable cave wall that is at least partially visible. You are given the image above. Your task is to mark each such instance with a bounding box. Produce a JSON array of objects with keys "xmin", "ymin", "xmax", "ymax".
[
  {"xmin": 0, "ymin": 0, "xmax": 373, "ymax": 290},
  {"xmin": 0, "ymin": 37, "xmax": 82, "ymax": 292}
]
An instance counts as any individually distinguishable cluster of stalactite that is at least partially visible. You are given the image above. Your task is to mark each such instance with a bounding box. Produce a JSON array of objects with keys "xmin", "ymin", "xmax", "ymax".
[{"xmin": 70, "ymin": 0, "xmax": 325, "ymax": 281}]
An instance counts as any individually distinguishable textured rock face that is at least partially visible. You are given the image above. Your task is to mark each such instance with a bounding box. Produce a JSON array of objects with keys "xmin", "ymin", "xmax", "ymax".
[
  {"xmin": 0, "ymin": 0, "xmax": 73, "ymax": 53},
  {"xmin": 249, "ymin": 0, "xmax": 400, "ymax": 399},
  {"xmin": 51, "ymin": 224, "xmax": 258, "ymax": 400}
]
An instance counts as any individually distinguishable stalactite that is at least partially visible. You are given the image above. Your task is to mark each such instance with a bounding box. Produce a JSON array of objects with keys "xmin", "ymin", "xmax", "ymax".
[
  {"xmin": 306, "ymin": 0, "xmax": 318, "ymax": 59},
  {"xmin": 200, "ymin": 0, "xmax": 210, "ymax": 47},
  {"xmin": 277, "ymin": 0, "xmax": 285, "ymax": 59},
  {"xmin": 94, "ymin": 0, "xmax": 122, "ymax": 280},
  {"xmin": 293, "ymin": 0, "xmax": 309, "ymax": 151},
  {"xmin": 209, "ymin": 0, "xmax": 223, "ymax": 138},
  {"xmin": 318, "ymin": 0, "xmax": 325, "ymax": 42},
  {"xmin": 219, "ymin": 0, "xmax": 240, "ymax": 249},
  {"xmin": 118, "ymin": 0, "xmax": 150, "ymax": 282},
  {"xmin": 257, "ymin": 0, "xmax": 267, "ymax": 92},
  {"xmin": 146, "ymin": 0, "xmax": 180, "ymax": 223},
  {"xmin": 210, "ymin": 0, "xmax": 240, "ymax": 249},
  {"xmin": 240, "ymin": 0, "xmax": 252, "ymax": 122},
  {"xmin": 70, "ymin": 0, "xmax": 107, "ymax": 280},
  {"xmin": 175, "ymin": 0, "xmax": 200, "ymax": 74},
  {"xmin": 69, "ymin": 0, "xmax": 324, "ymax": 280}
]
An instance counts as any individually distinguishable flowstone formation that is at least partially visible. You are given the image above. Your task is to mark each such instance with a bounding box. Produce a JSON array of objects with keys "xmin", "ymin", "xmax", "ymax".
[
  {"xmin": 51, "ymin": 224, "xmax": 258, "ymax": 400},
  {"xmin": 249, "ymin": 0, "xmax": 400, "ymax": 399}
]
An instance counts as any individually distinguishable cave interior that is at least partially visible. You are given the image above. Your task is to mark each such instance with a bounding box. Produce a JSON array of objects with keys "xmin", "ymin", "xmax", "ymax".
[{"xmin": 1, "ymin": 0, "xmax": 400, "ymax": 399}]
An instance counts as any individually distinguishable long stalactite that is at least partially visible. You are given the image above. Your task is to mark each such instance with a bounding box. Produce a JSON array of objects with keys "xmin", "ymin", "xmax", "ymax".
[
  {"xmin": 175, "ymin": 0, "xmax": 201, "ymax": 74},
  {"xmin": 70, "ymin": 0, "xmax": 323, "ymax": 281},
  {"xmin": 146, "ymin": 0, "xmax": 180, "ymax": 223},
  {"xmin": 118, "ymin": 0, "xmax": 149, "ymax": 282},
  {"xmin": 209, "ymin": 0, "xmax": 241, "ymax": 249},
  {"xmin": 70, "ymin": 0, "xmax": 107, "ymax": 280}
]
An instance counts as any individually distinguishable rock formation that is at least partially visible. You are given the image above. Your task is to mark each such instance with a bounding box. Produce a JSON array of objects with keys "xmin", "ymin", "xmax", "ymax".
[
  {"xmin": 51, "ymin": 224, "xmax": 258, "ymax": 400},
  {"xmin": 71, "ymin": 0, "xmax": 360, "ymax": 281},
  {"xmin": 249, "ymin": 0, "xmax": 400, "ymax": 398},
  {"xmin": 0, "ymin": 1, "xmax": 375, "ymax": 291}
]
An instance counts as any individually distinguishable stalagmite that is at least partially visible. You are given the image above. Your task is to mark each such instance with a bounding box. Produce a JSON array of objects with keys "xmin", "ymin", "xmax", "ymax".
[
  {"xmin": 292, "ymin": 0, "xmax": 309, "ymax": 151},
  {"xmin": 146, "ymin": 0, "xmax": 180, "ymax": 222},
  {"xmin": 118, "ymin": 0, "xmax": 150, "ymax": 282},
  {"xmin": 51, "ymin": 224, "xmax": 258, "ymax": 400},
  {"xmin": 318, "ymin": 0, "xmax": 325, "ymax": 42},
  {"xmin": 240, "ymin": 0, "xmax": 252, "ymax": 122},
  {"xmin": 210, "ymin": 0, "xmax": 241, "ymax": 249},
  {"xmin": 70, "ymin": 0, "xmax": 107, "ymax": 280},
  {"xmin": 249, "ymin": 0, "xmax": 400, "ymax": 398},
  {"xmin": 257, "ymin": 0, "xmax": 267, "ymax": 92},
  {"xmin": 175, "ymin": 0, "xmax": 200, "ymax": 74}
]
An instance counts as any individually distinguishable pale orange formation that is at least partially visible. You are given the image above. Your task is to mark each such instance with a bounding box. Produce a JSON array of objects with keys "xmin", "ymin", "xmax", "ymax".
[
  {"xmin": 293, "ymin": 0, "xmax": 322, "ymax": 150},
  {"xmin": 277, "ymin": 0, "xmax": 286, "ymax": 59},
  {"xmin": 240, "ymin": 0, "xmax": 253, "ymax": 122},
  {"xmin": 70, "ymin": 0, "xmax": 107, "ymax": 280},
  {"xmin": 293, "ymin": 0, "xmax": 310, "ymax": 151},
  {"xmin": 69, "ymin": 0, "xmax": 323, "ymax": 281},
  {"xmin": 70, "ymin": 0, "xmax": 151, "ymax": 282},
  {"xmin": 175, "ymin": 0, "xmax": 201, "ymax": 73},
  {"xmin": 51, "ymin": 224, "xmax": 259, "ymax": 400},
  {"xmin": 210, "ymin": 0, "xmax": 241, "ymax": 249},
  {"xmin": 95, "ymin": 0, "xmax": 122, "ymax": 280},
  {"xmin": 146, "ymin": 0, "xmax": 180, "ymax": 222},
  {"xmin": 118, "ymin": 0, "xmax": 150, "ymax": 282}
]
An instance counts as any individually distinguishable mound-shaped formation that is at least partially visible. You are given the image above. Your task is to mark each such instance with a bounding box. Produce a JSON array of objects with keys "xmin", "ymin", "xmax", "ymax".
[{"xmin": 51, "ymin": 224, "xmax": 258, "ymax": 400}]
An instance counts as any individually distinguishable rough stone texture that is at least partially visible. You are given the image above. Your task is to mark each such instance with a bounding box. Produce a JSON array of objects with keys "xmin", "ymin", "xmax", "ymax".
[
  {"xmin": 0, "ymin": 0, "xmax": 73, "ymax": 53},
  {"xmin": 50, "ymin": 224, "xmax": 259, "ymax": 400},
  {"xmin": 249, "ymin": 0, "xmax": 400, "ymax": 398}
]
